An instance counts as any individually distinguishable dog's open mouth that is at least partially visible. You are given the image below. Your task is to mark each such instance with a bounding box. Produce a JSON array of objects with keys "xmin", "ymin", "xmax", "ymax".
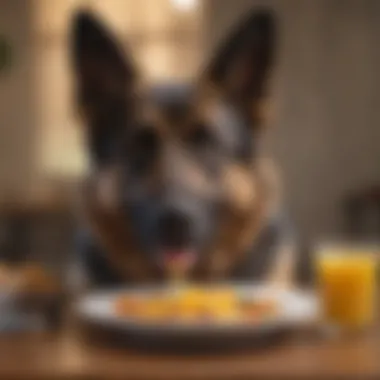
[{"xmin": 159, "ymin": 249, "xmax": 197, "ymax": 275}]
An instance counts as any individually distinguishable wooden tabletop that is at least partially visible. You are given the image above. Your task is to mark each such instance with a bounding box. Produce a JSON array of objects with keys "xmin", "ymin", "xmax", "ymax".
[{"xmin": 0, "ymin": 324, "xmax": 379, "ymax": 380}]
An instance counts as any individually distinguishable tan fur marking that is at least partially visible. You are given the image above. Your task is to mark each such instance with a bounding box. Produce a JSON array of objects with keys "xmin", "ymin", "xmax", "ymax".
[
  {"xmin": 223, "ymin": 164, "xmax": 257, "ymax": 211},
  {"xmin": 193, "ymin": 158, "xmax": 282, "ymax": 280},
  {"xmin": 95, "ymin": 167, "xmax": 120, "ymax": 210},
  {"xmin": 182, "ymin": 157, "xmax": 218, "ymax": 198},
  {"xmin": 83, "ymin": 177, "xmax": 162, "ymax": 283},
  {"xmin": 193, "ymin": 164, "xmax": 265, "ymax": 280}
]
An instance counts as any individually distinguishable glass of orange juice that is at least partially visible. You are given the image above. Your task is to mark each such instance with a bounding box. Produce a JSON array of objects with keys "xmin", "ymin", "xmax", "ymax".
[{"xmin": 316, "ymin": 243, "xmax": 378, "ymax": 333}]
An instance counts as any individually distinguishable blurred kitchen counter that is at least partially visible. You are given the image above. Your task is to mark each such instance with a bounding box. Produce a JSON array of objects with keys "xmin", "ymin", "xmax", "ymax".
[
  {"xmin": 0, "ymin": 323, "xmax": 379, "ymax": 380},
  {"xmin": 0, "ymin": 185, "xmax": 76, "ymax": 268}
]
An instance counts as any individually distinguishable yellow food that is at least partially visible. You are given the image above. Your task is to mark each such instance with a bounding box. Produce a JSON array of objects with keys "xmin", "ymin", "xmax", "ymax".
[{"xmin": 115, "ymin": 286, "xmax": 278, "ymax": 323}]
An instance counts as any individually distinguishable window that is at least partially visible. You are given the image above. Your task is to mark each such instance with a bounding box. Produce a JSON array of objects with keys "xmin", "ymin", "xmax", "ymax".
[{"xmin": 33, "ymin": 0, "xmax": 201, "ymax": 178}]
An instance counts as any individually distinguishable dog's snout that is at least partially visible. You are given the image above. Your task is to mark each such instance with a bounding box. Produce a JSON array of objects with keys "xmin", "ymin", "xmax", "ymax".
[{"xmin": 158, "ymin": 209, "xmax": 191, "ymax": 248}]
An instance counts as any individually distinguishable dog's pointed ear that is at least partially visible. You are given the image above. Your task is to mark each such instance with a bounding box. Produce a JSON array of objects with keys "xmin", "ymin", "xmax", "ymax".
[
  {"xmin": 70, "ymin": 10, "xmax": 137, "ymax": 122},
  {"xmin": 201, "ymin": 10, "xmax": 276, "ymax": 123}
]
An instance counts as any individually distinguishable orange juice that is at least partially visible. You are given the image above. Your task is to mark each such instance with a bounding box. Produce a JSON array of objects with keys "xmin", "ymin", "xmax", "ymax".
[{"xmin": 317, "ymin": 249, "xmax": 378, "ymax": 328}]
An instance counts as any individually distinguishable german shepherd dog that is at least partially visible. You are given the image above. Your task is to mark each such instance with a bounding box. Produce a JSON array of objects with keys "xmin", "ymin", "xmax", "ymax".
[{"xmin": 70, "ymin": 9, "xmax": 295, "ymax": 287}]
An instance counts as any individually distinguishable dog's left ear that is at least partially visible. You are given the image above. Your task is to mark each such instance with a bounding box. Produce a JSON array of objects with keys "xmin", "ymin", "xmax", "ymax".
[
  {"xmin": 70, "ymin": 10, "xmax": 137, "ymax": 124},
  {"xmin": 202, "ymin": 9, "xmax": 276, "ymax": 123}
]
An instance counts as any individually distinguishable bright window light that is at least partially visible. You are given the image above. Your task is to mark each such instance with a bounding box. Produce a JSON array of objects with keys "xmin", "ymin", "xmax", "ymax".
[{"xmin": 171, "ymin": 0, "xmax": 197, "ymax": 12}]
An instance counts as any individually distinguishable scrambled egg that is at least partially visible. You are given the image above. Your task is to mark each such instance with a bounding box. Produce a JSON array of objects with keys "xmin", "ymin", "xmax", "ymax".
[{"xmin": 115, "ymin": 286, "xmax": 277, "ymax": 323}]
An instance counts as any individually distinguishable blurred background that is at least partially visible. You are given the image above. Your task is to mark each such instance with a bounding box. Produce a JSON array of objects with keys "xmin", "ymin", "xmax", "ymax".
[{"xmin": 0, "ymin": 0, "xmax": 379, "ymax": 271}]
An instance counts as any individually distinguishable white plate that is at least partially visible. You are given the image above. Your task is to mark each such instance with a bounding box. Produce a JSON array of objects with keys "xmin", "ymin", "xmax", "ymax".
[{"xmin": 76, "ymin": 284, "xmax": 318, "ymax": 350}]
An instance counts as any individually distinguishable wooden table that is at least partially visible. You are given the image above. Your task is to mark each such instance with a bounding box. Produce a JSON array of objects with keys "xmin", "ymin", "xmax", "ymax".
[{"xmin": 0, "ymin": 324, "xmax": 379, "ymax": 380}]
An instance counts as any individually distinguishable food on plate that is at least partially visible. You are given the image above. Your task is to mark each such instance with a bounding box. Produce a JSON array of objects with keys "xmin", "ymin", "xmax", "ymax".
[{"xmin": 115, "ymin": 286, "xmax": 278, "ymax": 323}]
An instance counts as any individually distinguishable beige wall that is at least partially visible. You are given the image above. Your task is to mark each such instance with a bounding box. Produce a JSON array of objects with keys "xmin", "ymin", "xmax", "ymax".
[{"xmin": 204, "ymin": 0, "xmax": 380, "ymax": 238}]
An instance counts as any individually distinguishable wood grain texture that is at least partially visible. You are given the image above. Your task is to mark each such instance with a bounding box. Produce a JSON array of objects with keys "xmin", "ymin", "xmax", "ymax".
[{"xmin": 0, "ymin": 323, "xmax": 379, "ymax": 380}]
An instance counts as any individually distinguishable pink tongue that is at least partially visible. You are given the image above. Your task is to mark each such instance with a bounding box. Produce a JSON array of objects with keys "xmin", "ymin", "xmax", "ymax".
[{"xmin": 162, "ymin": 250, "xmax": 196, "ymax": 270}]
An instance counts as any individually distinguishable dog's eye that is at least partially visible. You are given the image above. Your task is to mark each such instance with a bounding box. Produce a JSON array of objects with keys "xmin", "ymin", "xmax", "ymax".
[
  {"xmin": 186, "ymin": 124, "xmax": 215, "ymax": 148},
  {"xmin": 129, "ymin": 128, "xmax": 159, "ymax": 174}
]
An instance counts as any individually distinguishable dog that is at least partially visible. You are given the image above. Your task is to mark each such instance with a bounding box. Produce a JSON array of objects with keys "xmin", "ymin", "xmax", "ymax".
[{"xmin": 69, "ymin": 8, "xmax": 297, "ymax": 287}]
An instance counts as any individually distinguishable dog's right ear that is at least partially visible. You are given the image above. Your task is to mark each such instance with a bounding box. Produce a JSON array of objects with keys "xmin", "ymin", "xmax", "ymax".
[
  {"xmin": 200, "ymin": 10, "xmax": 276, "ymax": 127},
  {"xmin": 70, "ymin": 11, "xmax": 137, "ymax": 125}
]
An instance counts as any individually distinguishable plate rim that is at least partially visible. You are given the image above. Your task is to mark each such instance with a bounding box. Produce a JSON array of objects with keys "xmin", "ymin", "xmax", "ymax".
[{"xmin": 75, "ymin": 283, "xmax": 318, "ymax": 335}]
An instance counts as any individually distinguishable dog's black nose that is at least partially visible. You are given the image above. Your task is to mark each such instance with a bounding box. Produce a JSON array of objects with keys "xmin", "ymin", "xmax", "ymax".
[{"xmin": 158, "ymin": 209, "xmax": 191, "ymax": 248}]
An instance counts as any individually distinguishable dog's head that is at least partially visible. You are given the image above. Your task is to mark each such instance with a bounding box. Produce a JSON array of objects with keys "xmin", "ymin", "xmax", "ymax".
[{"xmin": 71, "ymin": 9, "xmax": 276, "ymax": 278}]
